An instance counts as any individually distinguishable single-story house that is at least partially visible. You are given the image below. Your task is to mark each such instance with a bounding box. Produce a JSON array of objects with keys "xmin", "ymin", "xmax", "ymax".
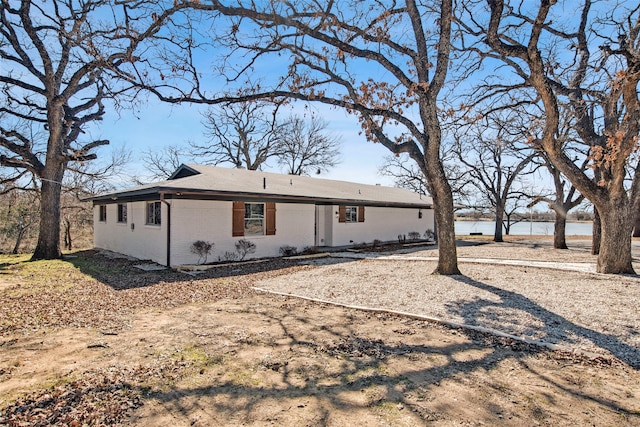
[{"xmin": 90, "ymin": 164, "xmax": 434, "ymax": 267}]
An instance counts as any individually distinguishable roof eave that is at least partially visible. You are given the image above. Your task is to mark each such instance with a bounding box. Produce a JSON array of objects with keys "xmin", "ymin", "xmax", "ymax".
[{"xmin": 92, "ymin": 187, "xmax": 432, "ymax": 209}]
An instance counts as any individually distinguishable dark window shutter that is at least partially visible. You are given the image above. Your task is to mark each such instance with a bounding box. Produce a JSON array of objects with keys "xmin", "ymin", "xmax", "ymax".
[
  {"xmin": 232, "ymin": 201, "xmax": 245, "ymax": 236},
  {"xmin": 265, "ymin": 202, "xmax": 276, "ymax": 235},
  {"xmin": 358, "ymin": 206, "xmax": 365, "ymax": 222},
  {"xmin": 338, "ymin": 205, "xmax": 346, "ymax": 223}
]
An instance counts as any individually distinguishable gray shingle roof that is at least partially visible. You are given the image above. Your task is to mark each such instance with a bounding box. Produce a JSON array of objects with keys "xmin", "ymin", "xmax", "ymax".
[{"xmin": 91, "ymin": 164, "xmax": 432, "ymax": 208}]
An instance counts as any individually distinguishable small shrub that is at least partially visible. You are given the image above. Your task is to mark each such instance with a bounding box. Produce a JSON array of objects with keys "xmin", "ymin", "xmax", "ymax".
[
  {"xmin": 397, "ymin": 234, "xmax": 406, "ymax": 243},
  {"xmin": 424, "ymin": 229, "xmax": 435, "ymax": 241},
  {"xmin": 279, "ymin": 245, "xmax": 298, "ymax": 257},
  {"xmin": 372, "ymin": 239, "xmax": 382, "ymax": 248},
  {"xmin": 235, "ymin": 239, "xmax": 256, "ymax": 260},
  {"xmin": 407, "ymin": 231, "xmax": 421, "ymax": 241},
  {"xmin": 301, "ymin": 246, "xmax": 319, "ymax": 254},
  {"xmin": 190, "ymin": 240, "xmax": 214, "ymax": 264},
  {"xmin": 218, "ymin": 251, "xmax": 238, "ymax": 262}
]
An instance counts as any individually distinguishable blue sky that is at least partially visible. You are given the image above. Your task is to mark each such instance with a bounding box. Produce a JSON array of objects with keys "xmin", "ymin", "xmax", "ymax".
[{"xmin": 94, "ymin": 98, "xmax": 398, "ymax": 188}]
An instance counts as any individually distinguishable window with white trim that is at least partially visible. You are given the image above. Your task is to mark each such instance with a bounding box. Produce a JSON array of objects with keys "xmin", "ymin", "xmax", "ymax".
[
  {"xmin": 233, "ymin": 201, "xmax": 276, "ymax": 236},
  {"xmin": 339, "ymin": 205, "xmax": 365, "ymax": 223},
  {"xmin": 244, "ymin": 203, "xmax": 265, "ymax": 236},
  {"xmin": 345, "ymin": 206, "xmax": 358, "ymax": 223}
]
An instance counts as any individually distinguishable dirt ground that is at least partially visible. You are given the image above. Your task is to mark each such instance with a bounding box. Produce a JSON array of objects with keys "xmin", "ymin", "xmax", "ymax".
[{"xmin": 1, "ymin": 241, "xmax": 639, "ymax": 426}]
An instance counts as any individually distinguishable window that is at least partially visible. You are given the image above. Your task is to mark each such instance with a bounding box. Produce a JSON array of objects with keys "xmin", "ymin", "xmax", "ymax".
[
  {"xmin": 232, "ymin": 201, "xmax": 276, "ymax": 236},
  {"xmin": 345, "ymin": 206, "xmax": 358, "ymax": 222},
  {"xmin": 245, "ymin": 203, "xmax": 265, "ymax": 236},
  {"xmin": 98, "ymin": 205, "xmax": 107, "ymax": 222},
  {"xmin": 117, "ymin": 203, "xmax": 127, "ymax": 223},
  {"xmin": 338, "ymin": 205, "xmax": 365, "ymax": 223},
  {"xmin": 146, "ymin": 201, "xmax": 161, "ymax": 225}
]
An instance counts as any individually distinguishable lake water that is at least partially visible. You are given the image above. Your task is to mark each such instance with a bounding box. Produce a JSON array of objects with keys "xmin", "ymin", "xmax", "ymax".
[{"xmin": 455, "ymin": 220, "xmax": 593, "ymax": 236}]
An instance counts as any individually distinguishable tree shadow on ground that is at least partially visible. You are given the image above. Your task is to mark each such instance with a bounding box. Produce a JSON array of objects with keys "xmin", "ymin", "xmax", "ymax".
[
  {"xmin": 62, "ymin": 249, "xmax": 306, "ymax": 290},
  {"xmin": 3, "ymin": 294, "xmax": 639, "ymax": 425},
  {"xmin": 124, "ymin": 301, "xmax": 638, "ymax": 425},
  {"xmin": 58, "ymin": 242, "xmax": 456, "ymax": 290},
  {"xmin": 447, "ymin": 275, "xmax": 639, "ymax": 369}
]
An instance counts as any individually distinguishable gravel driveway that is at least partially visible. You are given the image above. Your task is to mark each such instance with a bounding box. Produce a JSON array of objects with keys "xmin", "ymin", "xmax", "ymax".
[{"xmin": 255, "ymin": 239, "xmax": 640, "ymax": 368}]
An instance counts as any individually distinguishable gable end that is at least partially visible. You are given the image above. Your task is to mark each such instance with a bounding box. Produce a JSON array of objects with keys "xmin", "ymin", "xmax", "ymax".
[{"xmin": 169, "ymin": 164, "xmax": 200, "ymax": 180}]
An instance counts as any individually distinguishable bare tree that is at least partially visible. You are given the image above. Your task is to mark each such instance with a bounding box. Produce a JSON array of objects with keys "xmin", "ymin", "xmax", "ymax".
[
  {"xmin": 0, "ymin": 0, "xmax": 180, "ymax": 259},
  {"xmin": 62, "ymin": 148, "xmax": 130, "ymax": 250},
  {"xmin": 528, "ymin": 161, "xmax": 586, "ymax": 249},
  {"xmin": 0, "ymin": 186, "xmax": 39, "ymax": 254},
  {"xmin": 193, "ymin": 101, "xmax": 285, "ymax": 170},
  {"xmin": 463, "ymin": 0, "xmax": 640, "ymax": 273},
  {"xmin": 379, "ymin": 155, "xmax": 430, "ymax": 196},
  {"xmin": 452, "ymin": 112, "xmax": 538, "ymax": 242},
  {"xmin": 536, "ymin": 163, "xmax": 589, "ymax": 249},
  {"xmin": 379, "ymin": 152, "xmax": 473, "ymax": 210},
  {"xmin": 140, "ymin": 145, "xmax": 186, "ymax": 181},
  {"xmin": 277, "ymin": 116, "xmax": 340, "ymax": 176},
  {"xmin": 519, "ymin": 103, "xmax": 588, "ymax": 249},
  {"xmin": 140, "ymin": 0, "xmax": 461, "ymax": 274}
]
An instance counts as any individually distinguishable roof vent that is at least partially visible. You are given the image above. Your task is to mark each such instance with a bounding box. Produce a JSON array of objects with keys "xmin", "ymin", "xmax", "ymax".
[{"xmin": 263, "ymin": 177, "xmax": 266, "ymax": 189}]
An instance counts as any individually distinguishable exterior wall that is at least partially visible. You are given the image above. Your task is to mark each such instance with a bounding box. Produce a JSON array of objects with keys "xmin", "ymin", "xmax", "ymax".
[
  {"xmin": 93, "ymin": 201, "xmax": 167, "ymax": 264},
  {"xmin": 327, "ymin": 205, "xmax": 434, "ymax": 247},
  {"xmin": 168, "ymin": 200, "xmax": 316, "ymax": 266},
  {"xmin": 94, "ymin": 200, "xmax": 434, "ymax": 266}
]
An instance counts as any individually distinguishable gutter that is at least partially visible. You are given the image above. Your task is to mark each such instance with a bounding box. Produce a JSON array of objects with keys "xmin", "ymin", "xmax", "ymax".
[
  {"xmin": 159, "ymin": 192, "xmax": 171, "ymax": 268},
  {"xmin": 91, "ymin": 187, "xmax": 433, "ymax": 210}
]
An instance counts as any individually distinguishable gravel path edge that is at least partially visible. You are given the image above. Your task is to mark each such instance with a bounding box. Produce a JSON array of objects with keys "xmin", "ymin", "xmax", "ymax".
[{"xmin": 252, "ymin": 286, "xmax": 609, "ymax": 362}]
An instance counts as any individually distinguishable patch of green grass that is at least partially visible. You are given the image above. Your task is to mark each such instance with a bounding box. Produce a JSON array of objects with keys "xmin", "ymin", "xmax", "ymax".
[
  {"xmin": 0, "ymin": 254, "xmax": 31, "ymax": 273},
  {"xmin": 179, "ymin": 344, "xmax": 225, "ymax": 367},
  {"xmin": 151, "ymin": 344, "xmax": 227, "ymax": 390},
  {"xmin": 224, "ymin": 362, "xmax": 264, "ymax": 388},
  {"xmin": 37, "ymin": 373, "xmax": 76, "ymax": 391},
  {"xmin": 67, "ymin": 256, "xmax": 121, "ymax": 275},
  {"xmin": 0, "ymin": 252, "xmax": 137, "ymax": 296},
  {"xmin": 0, "ymin": 254, "xmax": 86, "ymax": 293}
]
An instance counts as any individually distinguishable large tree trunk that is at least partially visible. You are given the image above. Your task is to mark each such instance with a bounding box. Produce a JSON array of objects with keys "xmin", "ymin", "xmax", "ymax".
[
  {"xmin": 430, "ymin": 183, "xmax": 461, "ymax": 275},
  {"xmin": 591, "ymin": 208, "xmax": 601, "ymax": 256},
  {"xmin": 494, "ymin": 203, "xmax": 504, "ymax": 242},
  {"xmin": 32, "ymin": 164, "xmax": 64, "ymax": 260},
  {"xmin": 417, "ymin": 83, "xmax": 460, "ymax": 273},
  {"xmin": 633, "ymin": 208, "xmax": 640, "ymax": 237},
  {"xmin": 423, "ymin": 152, "xmax": 461, "ymax": 275},
  {"xmin": 597, "ymin": 201, "xmax": 634, "ymax": 274},
  {"xmin": 553, "ymin": 211, "xmax": 568, "ymax": 249}
]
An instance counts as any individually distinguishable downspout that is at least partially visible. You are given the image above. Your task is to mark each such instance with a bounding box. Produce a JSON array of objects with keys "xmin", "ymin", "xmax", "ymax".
[{"xmin": 160, "ymin": 192, "xmax": 171, "ymax": 267}]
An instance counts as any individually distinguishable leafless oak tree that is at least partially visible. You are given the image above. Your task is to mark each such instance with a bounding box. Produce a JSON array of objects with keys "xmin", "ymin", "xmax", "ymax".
[
  {"xmin": 379, "ymin": 155, "xmax": 430, "ymax": 197},
  {"xmin": 0, "ymin": 0, "xmax": 180, "ymax": 259},
  {"xmin": 452, "ymin": 111, "xmax": 538, "ymax": 242},
  {"xmin": 528, "ymin": 107, "xmax": 588, "ymax": 249},
  {"xmin": 140, "ymin": 145, "xmax": 188, "ymax": 181},
  {"xmin": 461, "ymin": 0, "xmax": 640, "ymax": 273},
  {"xmin": 277, "ymin": 116, "xmax": 341, "ymax": 176},
  {"xmin": 194, "ymin": 101, "xmax": 285, "ymax": 170}
]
